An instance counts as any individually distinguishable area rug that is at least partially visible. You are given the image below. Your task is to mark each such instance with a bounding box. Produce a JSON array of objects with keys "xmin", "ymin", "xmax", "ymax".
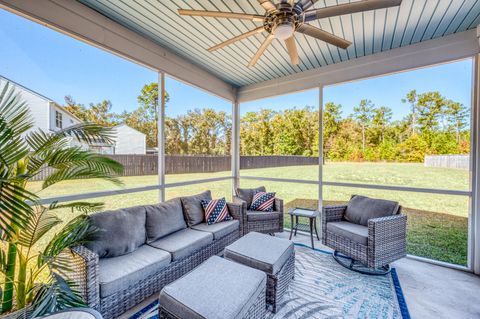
[{"xmin": 130, "ymin": 243, "xmax": 410, "ymax": 319}]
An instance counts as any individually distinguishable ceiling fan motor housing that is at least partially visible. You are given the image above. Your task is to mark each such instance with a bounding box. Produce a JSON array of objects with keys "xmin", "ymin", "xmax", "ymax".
[{"xmin": 263, "ymin": 1, "xmax": 301, "ymax": 39}]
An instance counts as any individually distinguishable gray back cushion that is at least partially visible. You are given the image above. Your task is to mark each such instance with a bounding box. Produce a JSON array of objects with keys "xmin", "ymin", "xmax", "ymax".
[
  {"xmin": 180, "ymin": 190, "xmax": 212, "ymax": 226},
  {"xmin": 345, "ymin": 195, "xmax": 399, "ymax": 226},
  {"xmin": 236, "ymin": 186, "xmax": 266, "ymax": 208},
  {"xmin": 145, "ymin": 198, "xmax": 187, "ymax": 242},
  {"xmin": 86, "ymin": 206, "xmax": 147, "ymax": 258}
]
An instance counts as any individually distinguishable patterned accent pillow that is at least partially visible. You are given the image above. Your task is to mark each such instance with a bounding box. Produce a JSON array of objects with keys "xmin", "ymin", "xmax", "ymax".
[
  {"xmin": 201, "ymin": 197, "xmax": 232, "ymax": 225},
  {"xmin": 250, "ymin": 191, "xmax": 276, "ymax": 212}
]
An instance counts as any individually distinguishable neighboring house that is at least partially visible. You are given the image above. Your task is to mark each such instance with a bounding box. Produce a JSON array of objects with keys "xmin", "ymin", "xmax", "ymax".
[
  {"xmin": 1, "ymin": 76, "xmax": 146, "ymax": 154},
  {"xmin": 0, "ymin": 76, "xmax": 82, "ymax": 135},
  {"xmin": 111, "ymin": 124, "xmax": 146, "ymax": 155}
]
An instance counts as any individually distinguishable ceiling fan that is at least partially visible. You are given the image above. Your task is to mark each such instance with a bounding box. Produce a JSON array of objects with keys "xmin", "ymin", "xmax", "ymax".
[{"xmin": 178, "ymin": 0, "xmax": 402, "ymax": 67}]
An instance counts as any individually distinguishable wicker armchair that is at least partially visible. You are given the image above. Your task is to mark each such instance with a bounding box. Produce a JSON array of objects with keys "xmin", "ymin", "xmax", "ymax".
[
  {"xmin": 233, "ymin": 186, "xmax": 284, "ymax": 235},
  {"xmin": 322, "ymin": 196, "xmax": 407, "ymax": 275}
]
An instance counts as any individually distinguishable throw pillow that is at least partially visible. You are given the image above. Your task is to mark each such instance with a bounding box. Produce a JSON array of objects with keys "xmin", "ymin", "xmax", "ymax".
[
  {"xmin": 201, "ymin": 197, "xmax": 232, "ymax": 225},
  {"xmin": 85, "ymin": 205, "xmax": 147, "ymax": 258},
  {"xmin": 250, "ymin": 191, "xmax": 276, "ymax": 212},
  {"xmin": 345, "ymin": 195, "xmax": 400, "ymax": 226},
  {"xmin": 180, "ymin": 190, "xmax": 212, "ymax": 226},
  {"xmin": 236, "ymin": 186, "xmax": 266, "ymax": 209}
]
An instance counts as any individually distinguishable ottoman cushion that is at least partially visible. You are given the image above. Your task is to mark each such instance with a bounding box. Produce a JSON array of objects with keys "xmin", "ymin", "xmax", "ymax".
[
  {"xmin": 224, "ymin": 232, "xmax": 294, "ymax": 275},
  {"xmin": 159, "ymin": 256, "xmax": 266, "ymax": 319}
]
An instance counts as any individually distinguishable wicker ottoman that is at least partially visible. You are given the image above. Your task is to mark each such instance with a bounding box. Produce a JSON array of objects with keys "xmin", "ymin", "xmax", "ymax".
[
  {"xmin": 224, "ymin": 232, "xmax": 295, "ymax": 313},
  {"xmin": 158, "ymin": 256, "xmax": 266, "ymax": 319}
]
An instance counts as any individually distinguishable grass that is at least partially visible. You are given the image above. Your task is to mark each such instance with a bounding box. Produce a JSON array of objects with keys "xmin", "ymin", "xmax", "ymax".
[{"xmin": 26, "ymin": 163, "xmax": 469, "ymax": 266}]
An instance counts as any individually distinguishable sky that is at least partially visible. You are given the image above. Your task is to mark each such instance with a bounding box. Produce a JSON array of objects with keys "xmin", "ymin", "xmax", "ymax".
[{"xmin": 0, "ymin": 8, "xmax": 473, "ymax": 121}]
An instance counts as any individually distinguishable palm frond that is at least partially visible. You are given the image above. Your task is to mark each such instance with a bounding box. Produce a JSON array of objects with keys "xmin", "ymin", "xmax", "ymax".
[
  {"xmin": 17, "ymin": 206, "xmax": 62, "ymax": 248},
  {"xmin": 0, "ymin": 177, "xmax": 37, "ymax": 239},
  {"xmin": 26, "ymin": 123, "xmax": 117, "ymax": 177},
  {"xmin": 0, "ymin": 119, "xmax": 30, "ymax": 168},
  {"xmin": 40, "ymin": 215, "xmax": 95, "ymax": 271},
  {"xmin": 29, "ymin": 272, "xmax": 85, "ymax": 318},
  {"xmin": 41, "ymin": 150, "xmax": 123, "ymax": 189},
  {"xmin": 54, "ymin": 122, "xmax": 116, "ymax": 145},
  {"xmin": 0, "ymin": 81, "xmax": 33, "ymax": 136},
  {"xmin": 49, "ymin": 201, "xmax": 104, "ymax": 214},
  {"xmin": 25, "ymin": 129, "xmax": 69, "ymax": 160}
]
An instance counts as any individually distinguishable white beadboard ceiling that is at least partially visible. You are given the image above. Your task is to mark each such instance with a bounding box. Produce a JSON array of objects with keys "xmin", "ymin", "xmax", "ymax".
[{"xmin": 78, "ymin": 0, "xmax": 480, "ymax": 87}]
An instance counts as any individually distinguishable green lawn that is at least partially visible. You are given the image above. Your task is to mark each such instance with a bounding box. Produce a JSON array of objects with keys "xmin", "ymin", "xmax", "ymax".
[{"xmin": 27, "ymin": 163, "xmax": 469, "ymax": 266}]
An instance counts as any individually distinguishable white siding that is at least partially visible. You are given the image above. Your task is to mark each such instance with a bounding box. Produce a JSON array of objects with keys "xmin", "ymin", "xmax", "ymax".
[
  {"xmin": 49, "ymin": 104, "xmax": 80, "ymax": 131},
  {"xmin": 10, "ymin": 84, "xmax": 50, "ymax": 134},
  {"xmin": 114, "ymin": 125, "xmax": 146, "ymax": 154}
]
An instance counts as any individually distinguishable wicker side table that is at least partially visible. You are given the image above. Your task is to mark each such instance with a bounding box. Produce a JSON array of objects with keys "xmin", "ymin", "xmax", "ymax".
[{"xmin": 289, "ymin": 208, "xmax": 320, "ymax": 249}]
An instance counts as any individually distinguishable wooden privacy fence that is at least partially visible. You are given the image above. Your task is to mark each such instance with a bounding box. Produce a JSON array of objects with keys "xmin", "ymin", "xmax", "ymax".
[
  {"xmin": 240, "ymin": 155, "xmax": 318, "ymax": 169},
  {"xmin": 31, "ymin": 155, "xmax": 319, "ymax": 180},
  {"xmin": 424, "ymin": 154, "xmax": 470, "ymax": 170}
]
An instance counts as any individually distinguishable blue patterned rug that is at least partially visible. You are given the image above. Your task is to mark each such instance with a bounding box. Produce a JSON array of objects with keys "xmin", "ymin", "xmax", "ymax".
[{"xmin": 130, "ymin": 244, "xmax": 410, "ymax": 319}]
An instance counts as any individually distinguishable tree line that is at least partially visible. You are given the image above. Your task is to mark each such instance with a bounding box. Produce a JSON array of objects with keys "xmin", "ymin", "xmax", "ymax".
[{"xmin": 64, "ymin": 83, "xmax": 470, "ymax": 162}]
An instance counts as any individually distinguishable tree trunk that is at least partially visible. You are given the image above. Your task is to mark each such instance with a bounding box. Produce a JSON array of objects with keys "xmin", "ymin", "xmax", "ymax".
[
  {"xmin": 2, "ymin": 243, "xmax": 17, "ymax": 313},
  {"xmin": 412, "ymin": 109, "xmax": 416, "ymax": 136},
  {"xmin": 16, "ymin": 252, "xmax": 28, "ymax": 308},
  {"xmin": 361, "ymin": 125, "xmax": 365, "ymax": 152}
]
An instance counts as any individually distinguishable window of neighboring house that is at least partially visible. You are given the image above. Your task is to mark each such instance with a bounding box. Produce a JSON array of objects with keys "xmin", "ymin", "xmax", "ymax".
[{"xmin": 55, "ymin": 111, "xmax": 63, "ymax": 128}]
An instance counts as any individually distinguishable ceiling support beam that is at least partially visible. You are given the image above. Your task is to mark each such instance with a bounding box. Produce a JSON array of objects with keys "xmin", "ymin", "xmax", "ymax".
[
  {"xmin": 237, "ymin": 29, "xmax": 479, "ymax": 102},
  {"xmin": 0, "ymin": 0, "xmax": 236, "ymax": 101}
]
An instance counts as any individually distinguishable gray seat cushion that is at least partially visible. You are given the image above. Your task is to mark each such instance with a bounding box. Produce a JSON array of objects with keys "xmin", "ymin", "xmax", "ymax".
[
  {"xmin": 159, "ymin": 256, "xmax": 266, "ymax": 319},
  {"xmin": 148, "ymin": 228, "xmax": 213, "ymax": 261},
  {"xmin": 86, "ymin": 206, "xmax": 147, "ymax": 258},
  {"xmin": 180, "ymin": 190, "xmax": 212, "ymax": 226},
  {"xmin": 327, "ymin": 221, "xmax": 369, "ymax": 246},
  {"xmin": 247, "ymin": 210, "xmax": 281, "ymax": 222},
  {"xmin": 145, "ymin": 198, "xmax": 187, "ymax": 242},
  {"xmin": 224, "ymin": 232, "xmax": 294, "ymax": 275},
  {"xmin": 345, "ymin": 195, "xmax": 400, "ymax": 226},
  {"xmin": 236, "ymin": 186, "xmax": 266, "ymax": 208},
  {"xmin": 98, "ymin": 245, "xmax": 171, "ymax": 298},
  {"xmin": 191, "ymin": 220, "xmax": 239, "ymax": 239}
]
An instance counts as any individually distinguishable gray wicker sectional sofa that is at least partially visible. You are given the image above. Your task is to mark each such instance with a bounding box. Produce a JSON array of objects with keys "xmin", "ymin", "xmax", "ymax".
[{"xmin": 70, "ymin": 191, "xmax": 243, "ymax": 319}]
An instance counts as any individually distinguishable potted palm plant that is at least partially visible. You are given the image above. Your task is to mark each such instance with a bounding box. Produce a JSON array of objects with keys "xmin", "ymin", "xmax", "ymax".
[{"xmin": 0, "ymin": 81, "xmax": 124, "ymax": 318}]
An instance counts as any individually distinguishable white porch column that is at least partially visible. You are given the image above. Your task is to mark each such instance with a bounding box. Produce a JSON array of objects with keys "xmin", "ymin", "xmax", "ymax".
[
  {"xmin": 232, "ymin": 99, "xmax": 241, "ymax": 195},
  {"xmin": 158, "ymin": 72, "xmax": 166, "ymax": 202},
  {"xmin": 472, "ymin": 52, "xmax": 480, "ymax": 274},
  {"xmin": 318, "ymin": 86, "xmax": 323, "ymax": 211}
]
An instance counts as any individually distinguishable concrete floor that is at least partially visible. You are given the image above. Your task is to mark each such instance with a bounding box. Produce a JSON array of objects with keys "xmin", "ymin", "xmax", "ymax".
[{"xmin": 120, "ymin": 232, "xmax": 480, "ymax": 319}]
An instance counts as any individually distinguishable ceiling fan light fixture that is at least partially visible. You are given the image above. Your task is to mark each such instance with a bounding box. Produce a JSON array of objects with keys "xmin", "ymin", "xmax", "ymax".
[{"xmin": 273, "ymin": 22, "xmax": 295, "ymax": 40}]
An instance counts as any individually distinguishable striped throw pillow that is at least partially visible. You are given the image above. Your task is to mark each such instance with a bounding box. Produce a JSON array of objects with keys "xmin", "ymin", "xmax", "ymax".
[
  {"xmin": 201, "ymin": 197, "xmax": 232, "ymax": 225},
  {"xmin": 250, "ymin": 191, "xmax": 276, "ymax": 212}
]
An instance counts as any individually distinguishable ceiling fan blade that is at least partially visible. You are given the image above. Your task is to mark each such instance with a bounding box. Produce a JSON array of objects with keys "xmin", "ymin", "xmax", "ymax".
[
  {"xmin": 297, "ymin": 0, "xmax": 319, "ymax": 11},
  {"xmin": 257, "ymin": 0, "xmax": 276, "ymax": 12},
  {"xmin": 178, "ymin": 9, "xmax": 264, "ymax": 21},
  {"xmin": 209, "ymin": 27, "xmax": 265, "ymax": 52},
  {"xmin": 304, "ymin": 0, "xmax": 402, "ymax": 22},
  {"xmin": 297, "ymin": 24, "xmax": 351, "ymax": 49},
  {"xmin": 248, "ymin": 34, "xmax": 275, "ymax": 68},
  {"xmin": 285, "ymin": 37, "xmax": 300, "ymax": 65}
]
